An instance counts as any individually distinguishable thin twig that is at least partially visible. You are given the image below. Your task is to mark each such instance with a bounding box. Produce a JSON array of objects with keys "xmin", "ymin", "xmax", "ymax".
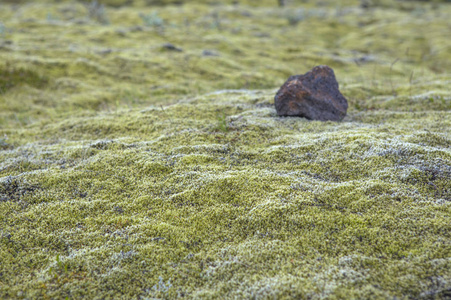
[
  {"xmin": 160, "ymin": 105, "xmax": 173, "ymax": 124},
  {"xmin": 390, "ymin": 58, "xmax": 399, "ymax": 95}
]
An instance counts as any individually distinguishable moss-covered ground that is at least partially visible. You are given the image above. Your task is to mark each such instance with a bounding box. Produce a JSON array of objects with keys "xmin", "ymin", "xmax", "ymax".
[{"xmin": 0, "ymin": 0, "xmax": 450, "ymax": 299}]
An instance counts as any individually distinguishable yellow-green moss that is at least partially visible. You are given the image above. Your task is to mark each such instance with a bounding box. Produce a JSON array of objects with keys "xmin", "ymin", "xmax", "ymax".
[{"xmin": 0, "ymin": 1, "xmax": 450, "ymax": 299}]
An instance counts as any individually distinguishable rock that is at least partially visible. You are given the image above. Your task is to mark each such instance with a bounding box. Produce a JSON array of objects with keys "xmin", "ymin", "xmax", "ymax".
[
  {"xmin": 202, "ymin": 49, "xmax": 219, "ymax": 57},
  {"xmin": 275, "ymin": 65, "xmax": 348, "ymax": 121},
  {"xmin": 95, "ymin": 48, "xmax": 112, "ymax": 55},
  {"xmin": 130, "ymin": 25, "xmax": 144, "ymax": 32},
  {"xmin": 115, "ymin": 28, "xmax": 128, "ymax": 37},
  {"xmin": 162, "ymin": 43, "xmax": 183, "ymax": 52}
]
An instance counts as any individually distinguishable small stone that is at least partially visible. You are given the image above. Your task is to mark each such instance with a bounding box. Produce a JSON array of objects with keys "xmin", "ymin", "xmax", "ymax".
[
  {"xmin": 96, "ymin": 48, "xmax": 112, "ymax": 55},
  {"xmin": 115, "ymin": 28, "xmax": 128, "ymax": 36},
  {"xmin": 202, "ymin": 49, "xmax": 219, "ymax": 57},
  {"xmin": 130, "ymin": 25, "xmax": 144, "ymax": 32},
  {"xmin": 275, "ymin": 65, "xmax": 348, "ymax": 121},
  {"xmin": 162, "ymin": 43, "xmax": 183, "ymax": 52}
]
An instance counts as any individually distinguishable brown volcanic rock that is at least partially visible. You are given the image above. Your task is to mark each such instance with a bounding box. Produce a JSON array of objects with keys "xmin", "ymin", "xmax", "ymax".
[{"xmin": 275, "ymin": 65, "xmax": 348, "ymax": 121}]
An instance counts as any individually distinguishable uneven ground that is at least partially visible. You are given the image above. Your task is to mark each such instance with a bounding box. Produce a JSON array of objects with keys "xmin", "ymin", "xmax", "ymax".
[{"xmin": 0, "ymin": 0, "xmax": 450, "ymax": 299}]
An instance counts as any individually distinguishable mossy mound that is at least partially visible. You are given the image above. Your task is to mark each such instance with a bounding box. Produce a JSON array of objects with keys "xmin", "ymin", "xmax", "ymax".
[
  {"xmin": 0, "ymin": 66, "xmax": 48, "ymax": 94},
  {"xmin": 0, "ymin": 0, "xmax": 450, "ymax": 299}
]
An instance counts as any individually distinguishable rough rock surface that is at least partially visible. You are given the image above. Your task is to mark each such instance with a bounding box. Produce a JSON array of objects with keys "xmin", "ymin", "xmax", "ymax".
[{"xmin": 275, "ymin": 65, "xmax": 348, "ymax": 121}]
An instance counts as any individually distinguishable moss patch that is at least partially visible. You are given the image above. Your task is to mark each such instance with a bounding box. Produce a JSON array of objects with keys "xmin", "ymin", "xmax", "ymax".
[
  {"xmin": 0, "ymin": 66, "xmax": 48, "ymax": 94},
  {"xmin": 0, "ymin": 0, "xmax": 450, "ymax": 299}
]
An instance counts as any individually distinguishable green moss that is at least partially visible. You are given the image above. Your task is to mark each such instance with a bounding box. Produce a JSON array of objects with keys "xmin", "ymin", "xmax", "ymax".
[
  {"xmin": 0, "ymin": 66, "xmax": 48, "ymax": 94},
  {"xmin": 0, "ymin": 0, "xmax": 450, "ymax": 299},
  {"xmin": 1, "ymin": 91, "xmax": 449, "ymax": 298}
]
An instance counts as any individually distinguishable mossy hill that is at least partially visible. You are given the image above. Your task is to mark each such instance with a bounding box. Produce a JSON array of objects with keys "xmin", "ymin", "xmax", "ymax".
[{"xmin": 0, "ymin": 0, "xmax": 450, "ymax": 299}]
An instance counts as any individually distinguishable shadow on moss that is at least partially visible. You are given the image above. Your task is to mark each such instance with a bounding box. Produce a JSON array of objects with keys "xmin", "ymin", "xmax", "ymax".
[
  {"xmin": 0, "ymin": 176, "xmax": 41, "ymax": 202},
  {"xmin": 0, "ymin": 66, "xmax": 48, "ymax": 94}
]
